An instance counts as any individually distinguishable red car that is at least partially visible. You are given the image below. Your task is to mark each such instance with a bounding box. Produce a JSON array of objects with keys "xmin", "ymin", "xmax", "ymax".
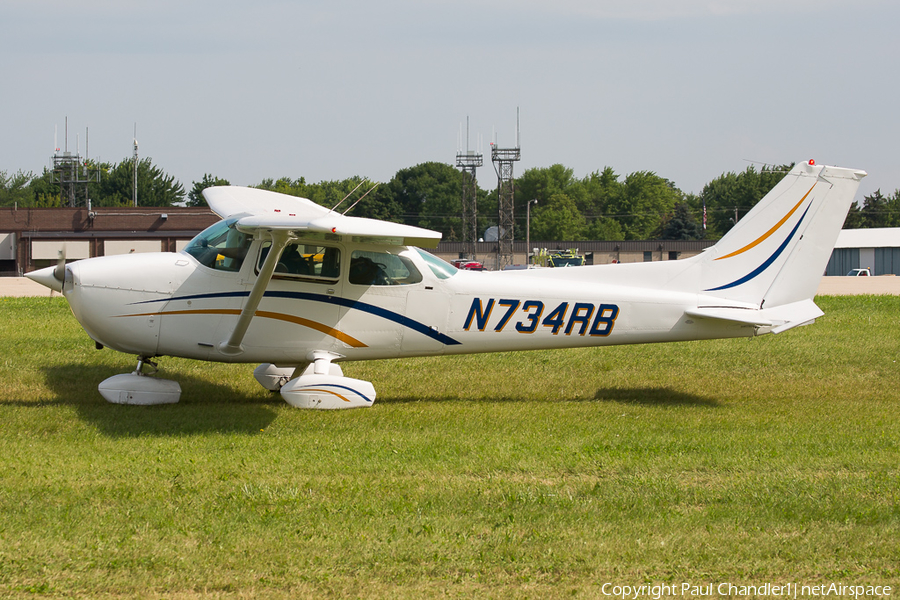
[{"xmin": 451, "ymin": 259, "xmax": 485, "ymax": 271}]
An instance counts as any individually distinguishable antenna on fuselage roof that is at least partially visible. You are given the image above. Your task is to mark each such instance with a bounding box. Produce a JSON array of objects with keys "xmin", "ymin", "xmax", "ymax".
[
  {"xmin": 329, "ymin": 179, "xmax": 367, "ymax": 212},
  {"xmin": 342, "ymin": 183, "xmax": 379, "ymax": 215}
]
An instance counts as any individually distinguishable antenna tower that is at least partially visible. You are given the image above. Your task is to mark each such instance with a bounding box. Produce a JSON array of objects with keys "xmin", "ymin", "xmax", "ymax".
[
  {"xmin": 132, "ymin": 125, "xmax": 139, "ymax": 207},
  {"xmin": 456, "ymin": 117, "xmax": 483, "ymax": 260},
  {"xmin": 51, "ymin": 117, "xmax": 100, "ymax": 208},
  {"xmin": 491, "ymin": 109, "xmax": 521, "ymax": 269}
]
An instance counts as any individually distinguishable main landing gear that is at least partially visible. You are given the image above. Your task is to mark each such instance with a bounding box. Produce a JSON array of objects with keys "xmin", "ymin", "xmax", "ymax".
[
  {"xmin": 254, "ymin": 352, "xmax": 376, "ymax": 410},
  {"xmin": 96, "ymin": 353, "xmax": 375, "ymax": 409}
]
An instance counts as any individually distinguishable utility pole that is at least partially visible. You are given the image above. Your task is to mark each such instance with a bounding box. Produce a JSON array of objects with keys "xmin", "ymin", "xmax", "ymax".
[{"xmin": 526, "ymin": 199, "xmax": 537, "ymax": 268}]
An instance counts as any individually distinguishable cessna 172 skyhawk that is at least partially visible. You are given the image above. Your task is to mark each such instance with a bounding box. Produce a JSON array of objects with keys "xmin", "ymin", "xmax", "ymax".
[{"xmin": 27, "ymin": 160, "xmax": 865, "ymax": 408}]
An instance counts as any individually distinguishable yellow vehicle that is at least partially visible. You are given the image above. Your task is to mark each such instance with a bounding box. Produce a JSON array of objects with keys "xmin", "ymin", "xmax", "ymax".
[{"xmin": 547, "ymin": 249, "xmax": 585, "ymax": 267}]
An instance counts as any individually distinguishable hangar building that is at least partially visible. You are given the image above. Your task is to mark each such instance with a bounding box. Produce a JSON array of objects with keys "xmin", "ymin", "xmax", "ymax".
[{"xmin": 825, "ymin": 228, "xmax": 900, "ymax": 276}]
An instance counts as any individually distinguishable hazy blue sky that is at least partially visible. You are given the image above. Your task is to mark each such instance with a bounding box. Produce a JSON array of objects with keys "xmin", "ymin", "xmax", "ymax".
[{"xmin": 2, "ymin": 0, "xmax": 897, "ymax": 199}]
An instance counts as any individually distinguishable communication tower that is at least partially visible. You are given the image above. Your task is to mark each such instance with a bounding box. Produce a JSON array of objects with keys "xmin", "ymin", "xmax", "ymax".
[
  {"xmin": 51, "ymin": 118, "xmax": 100, "ymax": 208},
  {"xmin": 132, "ymin": 126, "xmax": 139, "ymax": 207},
  {"xmin": 456, "ymin": 117, "xmax": 483, "ymax": 260},
  {"xmin": 491, "ymin": 110, "xmax": 521, "ymax": 269}
]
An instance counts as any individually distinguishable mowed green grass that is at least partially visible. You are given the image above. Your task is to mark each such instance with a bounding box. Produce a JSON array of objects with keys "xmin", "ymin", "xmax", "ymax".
[{"xmin": 0, "ymin": 295, "xmax": 897, "ymax": 598}]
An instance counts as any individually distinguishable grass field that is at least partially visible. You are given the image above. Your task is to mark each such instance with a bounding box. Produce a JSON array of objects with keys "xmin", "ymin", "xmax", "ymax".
[{"xmin": 0, "ymin": 296, "xmax": 897, "ymax": 598}]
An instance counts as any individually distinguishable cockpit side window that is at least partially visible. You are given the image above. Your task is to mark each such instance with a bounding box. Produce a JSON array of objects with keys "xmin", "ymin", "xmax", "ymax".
[
  {"xmin": 258, "ymin": 242, "xmax": 341, "ymax": 283},
  {"xmin": 349, "ymin": 250, "xmax": 423, "ymax": 286},
  {"xmin": 183, "ymin": 220, "xmax": 252, "ymax": 272}
]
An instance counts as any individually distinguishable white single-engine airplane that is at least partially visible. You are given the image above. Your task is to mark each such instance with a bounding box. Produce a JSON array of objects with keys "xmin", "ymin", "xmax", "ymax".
[{"xmin": 27, "ymin": 160, "xmax": 865, "ymax": 408}]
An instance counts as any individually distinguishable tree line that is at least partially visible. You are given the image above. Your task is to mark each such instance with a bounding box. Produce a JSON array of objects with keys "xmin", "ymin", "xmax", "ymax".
[{"xmin": 1, "ymin": 158, "xmax": 896, "ymax": 241}]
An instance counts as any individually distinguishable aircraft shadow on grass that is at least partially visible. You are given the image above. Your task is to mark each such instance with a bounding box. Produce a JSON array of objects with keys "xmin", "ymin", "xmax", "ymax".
[
  {"xmin": 374, "ymin": 387, "xmax": 719, "ymax": 407},
  {"xmin": 592, "ymin": 387, "xmax": 720, "ymax": 407},
  {"xmin": 38, "ymin": 364, "xmax": 279, "ymax": 438}
]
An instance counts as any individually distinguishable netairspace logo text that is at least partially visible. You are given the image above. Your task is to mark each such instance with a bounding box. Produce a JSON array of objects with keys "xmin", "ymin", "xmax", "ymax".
[{"xmin": 599, "ymin": 582, "xmax": 893, "ymax": 599}]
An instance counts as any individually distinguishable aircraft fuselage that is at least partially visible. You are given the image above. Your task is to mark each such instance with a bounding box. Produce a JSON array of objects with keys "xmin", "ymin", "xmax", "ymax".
[{"xmin": 61, "ymin": 242, "xmax": 753, "ymax": 368}]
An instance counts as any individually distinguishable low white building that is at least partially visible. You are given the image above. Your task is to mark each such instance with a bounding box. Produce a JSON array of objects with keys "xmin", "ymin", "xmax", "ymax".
[{"xmin": 826, "ymin": 228, "xmax": 900, "ymax": 276}]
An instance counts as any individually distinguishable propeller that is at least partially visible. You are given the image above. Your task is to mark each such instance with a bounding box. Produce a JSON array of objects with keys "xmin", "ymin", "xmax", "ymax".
[
  {"xmin": 53, "ymin": 247, "xmax": 66, "ymax": 283},
  {"xmin": 24, "ymin": 245, "xmax": 68, "ymax": 293}
]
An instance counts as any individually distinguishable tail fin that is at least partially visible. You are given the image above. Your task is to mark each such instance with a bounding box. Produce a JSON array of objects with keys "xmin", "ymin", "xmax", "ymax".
[{"xmin": 698, "ymin": 161, "xmax": 866, "ymax": 308}]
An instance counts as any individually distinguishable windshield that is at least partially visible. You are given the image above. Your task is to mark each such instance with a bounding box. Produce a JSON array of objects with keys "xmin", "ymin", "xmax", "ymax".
[
  {"xmin": 415, "ymin": 248, "xmax": 458, "ymax": 279},
  {"xmin": 183, "ymin": 220, "xmax": 252, "ymax": 272}
]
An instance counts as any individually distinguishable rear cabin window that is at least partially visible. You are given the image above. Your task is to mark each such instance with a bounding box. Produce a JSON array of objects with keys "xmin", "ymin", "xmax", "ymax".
[{"xmin": 349, "ymin": 250, "xmax": 422, "ymax": 286}]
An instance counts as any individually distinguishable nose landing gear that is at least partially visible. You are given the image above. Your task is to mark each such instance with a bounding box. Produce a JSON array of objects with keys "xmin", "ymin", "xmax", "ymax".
[{"xmin": 98, "ymin": 356, "xmax": 182, "ymax": 405}]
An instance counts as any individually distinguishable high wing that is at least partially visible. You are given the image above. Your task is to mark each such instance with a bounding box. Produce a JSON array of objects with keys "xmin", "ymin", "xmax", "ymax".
[{"xmin": 203, "ymin": 186, "xmax": 441, "ymax": 249}]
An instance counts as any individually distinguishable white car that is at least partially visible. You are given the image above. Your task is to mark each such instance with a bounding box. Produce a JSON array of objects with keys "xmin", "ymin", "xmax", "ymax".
[{"xmin": 847, "ymin": 268, "xmax": 871, "ymax": 276}]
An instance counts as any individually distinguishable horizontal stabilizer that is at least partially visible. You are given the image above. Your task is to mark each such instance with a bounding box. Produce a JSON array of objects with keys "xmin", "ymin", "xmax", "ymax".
[
  {"xmin": 685, "ymin": 307, "xmax": 773, "ymax": 327},
  {"xmin": 758, "ymin": 298, "xmax": 824, "ymax": 334},
  {"xmin": 686, "ymin": 299, "xmax": 824, "ymax": 334}
]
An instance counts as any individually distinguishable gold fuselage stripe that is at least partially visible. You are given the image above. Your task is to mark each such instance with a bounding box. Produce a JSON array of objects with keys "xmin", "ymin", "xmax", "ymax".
[
  {"xmin": 715, "ymin": 182, "xmax": 817, "ymax": 261},
  {"xmin": 117, "ymin": 308, "xmax": 367, "ymax": 348}
]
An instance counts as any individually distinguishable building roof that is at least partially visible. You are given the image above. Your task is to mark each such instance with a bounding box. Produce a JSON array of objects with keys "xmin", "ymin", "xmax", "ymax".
[{"xmin": 835, "ymin": 228, "xmax": 900, "ymax": 249}]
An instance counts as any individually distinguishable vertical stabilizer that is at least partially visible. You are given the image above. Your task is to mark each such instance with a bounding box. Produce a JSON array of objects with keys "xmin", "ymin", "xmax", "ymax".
[{"xmin": 697, "ymin": 161, "xmax": 866, "ymax": 308}]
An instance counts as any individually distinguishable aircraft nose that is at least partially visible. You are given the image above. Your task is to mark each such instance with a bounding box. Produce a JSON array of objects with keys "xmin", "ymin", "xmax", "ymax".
[{"xmin": 26, "ymin": 265, "xmax": 64, "ymax": 293}]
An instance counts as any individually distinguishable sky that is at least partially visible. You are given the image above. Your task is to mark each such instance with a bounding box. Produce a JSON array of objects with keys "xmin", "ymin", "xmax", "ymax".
[{"xmin": 2, "ymin": 0, "xmax": 898, "ymax": 199}]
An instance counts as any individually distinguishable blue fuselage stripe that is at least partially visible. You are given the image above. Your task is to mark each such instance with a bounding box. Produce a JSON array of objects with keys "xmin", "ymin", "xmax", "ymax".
[
  {"xmin": 705, "ymin": 204, "xmax": 811, "ymax": 292},
  {"xmin": 131, "ymin": 290, "xmax": 460, "ymax": 346}
]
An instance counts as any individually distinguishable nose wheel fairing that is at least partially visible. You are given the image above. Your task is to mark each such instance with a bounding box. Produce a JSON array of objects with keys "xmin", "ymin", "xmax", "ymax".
[{"xmin": 98, "ymin": 358, "xmax": 182, "ymax": 405}]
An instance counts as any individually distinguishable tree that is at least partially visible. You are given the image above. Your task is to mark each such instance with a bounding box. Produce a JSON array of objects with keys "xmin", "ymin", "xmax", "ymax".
[
  {"xmin": 254, "ymin": 177, "xmax": 311, "ymax": 198},
  {"xmin": 658, "ymin": 202, "xmax": 704, "ymax": 240},
  {"xmin": 580, "ymin": 167, "xmax": 621, "ymax": 212},
  {"xmin": 95, "ymin": 158, "xmax": 185, "ymax": 207},
  {"xmin": 187, "ymin": 174, "xmax": 231, "ymax": 207},
  {"xmin": 699, "ymin": 165, "xmax": 789, "ymax": 237},
  {"xmin": 28, "ymin": 169, "xmax": 62, "ymax": 207},
  {"xmin": 608, "ymin": 171, "xmax": 681, "ymax": 240},
  {"xmin": 250, "ymin": 176, "xmax": 402, "ymax": 221},
  {"xmin": 382, "ymin": 162, "xmax": 463, "ymax": 238},
  {"xmin": 517, "ymin": 165, "xmax": 584, "ymax": 208},
  {"xmin": 585, "ymin": 217, "xmax": 624, "ymax": 241},
  {"xmin": 311, "ymin": 178, "xmax": 378, "ymax": 213},
  {"xmin": 345, "ymin": 182, "xmax": 402, "ymax": 222},
  {"xmin": 515, "ymin": 165, "xmax": 589, "ymax": 240},
  {"xmin": 844, "ymin": 189, "xmax": 900, "ymax": 229},
  {"xmin": 0, "ymin": 170, "xmax": 36, "ymax": 207},
  {"xmin": 530, "ymin": 193, "xmax": 586, "ymax": 241},
  {"xmin": 580, "ymin": 167, "xmax": 625, "ymax": 240}
]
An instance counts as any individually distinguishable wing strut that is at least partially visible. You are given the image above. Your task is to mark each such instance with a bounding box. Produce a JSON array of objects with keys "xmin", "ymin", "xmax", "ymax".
[{"xmin": 218, "ymin": 230, "xmax": 291, "ymax": 356}]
